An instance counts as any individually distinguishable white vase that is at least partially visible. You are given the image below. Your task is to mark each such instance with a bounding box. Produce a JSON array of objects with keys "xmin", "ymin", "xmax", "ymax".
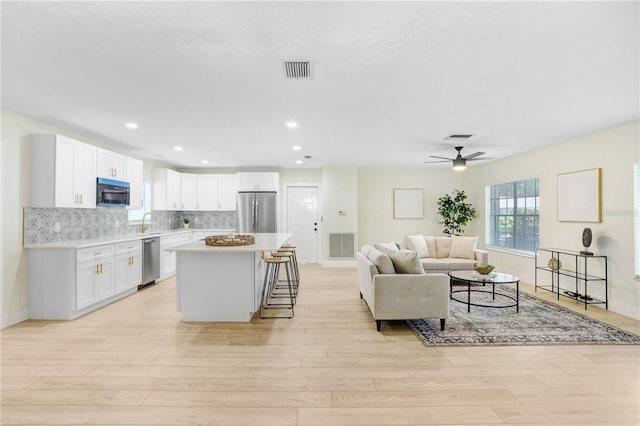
[{"xmin": 183, "ymin": 223, "xmax": 189, "ymax": 229}]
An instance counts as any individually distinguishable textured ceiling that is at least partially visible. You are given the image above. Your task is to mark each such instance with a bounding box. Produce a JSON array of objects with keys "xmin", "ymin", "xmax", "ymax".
[{"xmin": 2, "ymin": 1, "xmax": 638, "ymax": 169}]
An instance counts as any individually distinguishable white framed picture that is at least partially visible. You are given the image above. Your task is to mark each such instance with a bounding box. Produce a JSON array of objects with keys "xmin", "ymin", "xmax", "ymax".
[
  {"xmin": 393, "ymin": 188, "xmax": 424, "ymax": 219},
  {"xmin": 557, "ymin": 168, "xmax": 602, "ymax": 222}
]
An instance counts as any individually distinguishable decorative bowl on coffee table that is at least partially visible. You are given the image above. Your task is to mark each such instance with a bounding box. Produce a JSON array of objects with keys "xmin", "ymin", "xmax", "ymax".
[{"xmin": 473, "ymin": 262, "xmax": 495, "ymax": 275}]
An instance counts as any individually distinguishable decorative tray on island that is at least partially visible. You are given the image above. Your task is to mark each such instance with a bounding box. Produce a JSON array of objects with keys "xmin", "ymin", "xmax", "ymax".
[{"xmin": 205, "ymin": 234, "xmax": 255, "ymax": 246}]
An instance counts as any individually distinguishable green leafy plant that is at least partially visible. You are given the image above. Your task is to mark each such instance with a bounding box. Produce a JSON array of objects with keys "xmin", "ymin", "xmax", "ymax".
[
  {"xmin": 437, "ymin": 189, "xmax": 476, "ymax": 236},
  {"xmin": 183, "ymin": 217, "xmax": 191, "ymax": 224}
]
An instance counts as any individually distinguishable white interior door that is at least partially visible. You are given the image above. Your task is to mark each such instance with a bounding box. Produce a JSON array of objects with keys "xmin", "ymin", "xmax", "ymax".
[{"xmin": 286, "ymin": 186, "xmax": 319, "ymax": 264}]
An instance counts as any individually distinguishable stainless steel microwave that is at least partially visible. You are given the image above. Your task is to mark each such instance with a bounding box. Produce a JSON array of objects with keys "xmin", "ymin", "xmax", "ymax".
[{"xmin": 96, "ymin": 178, "xmax": 130, "ymax": 207}]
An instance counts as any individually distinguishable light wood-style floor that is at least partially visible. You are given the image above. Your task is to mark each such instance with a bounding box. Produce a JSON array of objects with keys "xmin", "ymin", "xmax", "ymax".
[{"xmin": 2, "ymin": 265, "xmax": 639, "ymax": 425}]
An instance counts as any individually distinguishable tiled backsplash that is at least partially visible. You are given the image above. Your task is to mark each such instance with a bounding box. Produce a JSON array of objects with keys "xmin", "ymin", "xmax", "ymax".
[{"xmin": 23, "ymin": 208, "xmax": 236, "ymax": 245}]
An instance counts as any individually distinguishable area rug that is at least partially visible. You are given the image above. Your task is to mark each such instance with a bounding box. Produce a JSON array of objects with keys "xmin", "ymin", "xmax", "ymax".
[{"xmin": 406, "ymin": 286, "xmax": 640, "ymax": 346}]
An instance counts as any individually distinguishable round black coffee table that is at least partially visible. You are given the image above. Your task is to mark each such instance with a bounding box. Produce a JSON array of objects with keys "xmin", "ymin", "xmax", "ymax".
[{"xmin": 448, "ymin": 270, "xmax": 520, "ymax": 313}]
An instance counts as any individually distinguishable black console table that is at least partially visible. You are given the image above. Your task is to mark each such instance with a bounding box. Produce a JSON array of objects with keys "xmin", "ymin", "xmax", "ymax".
[{"xmin": 535, "ymin": 248, "xmax": 608, "ymax": 310}]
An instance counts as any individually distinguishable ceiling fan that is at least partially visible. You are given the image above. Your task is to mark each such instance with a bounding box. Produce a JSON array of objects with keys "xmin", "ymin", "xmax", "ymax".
[{"xmin": 425, "ymin": 146, "xmax": 487, "ymax": 171}]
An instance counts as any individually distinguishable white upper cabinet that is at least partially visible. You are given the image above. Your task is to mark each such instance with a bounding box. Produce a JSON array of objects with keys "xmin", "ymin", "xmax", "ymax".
[
  {"xmin": 97, "ymin": 148, "xmax": 127, "ymax": 180},
  {"xmin": 30, "ymin": 134, "xmax": 97, "ymax": 208},
  {"xmin": 152, "ymin": 168, "xmax": 182, "ymax": 210},
  {"xmin": 196, "ymin": 174, "xmax": 219, "ymax": 210},
  {"xmin": 237, "ymin": 172, "xmax": 279, "ymax": 192},
  {"xmin": 180, "ymin": 173, "xmax": 197, "ymax": 210},
  {"xmin": 195, "ymin": 174, "xmax": 237, "ymax": 211},
  {"xmin": 126, "ymin": 157, "xmax": 144, "ymax": 210},
  {"xmin": 217, "ymin": 174, "xmax": 238, "ymax": 210}
]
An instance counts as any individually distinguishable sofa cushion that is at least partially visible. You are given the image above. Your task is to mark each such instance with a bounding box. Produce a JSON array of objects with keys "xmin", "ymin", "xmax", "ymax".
[
  {"xmin": 449, "ymin": 236, "xmax": 478, "ymax": 260},
  {"xmin": 403, "ymin": 234, "xmax": 429, "ymax": 258},
  {"xmin": 361, "ymin": 245, "xmax": 374, "ymax": 258},
  {"xmin": 420, "ymin": 257, "xmax": 449, "ymax": 270},
  {"xmin": 389, "ymin": 250, "xmax": 425, "ymax": 274},
  {"xmin": 366, "ymin": 248, "xmax": 396, "ymax": 274},
  {"xmin": 423, "ymin": 236, "xmax": 436, "ymax": 258},
  {"xmin": 435, "ymin": 237, "xmax": 452, "ymax": 258},
  {"xmin": 446, "ymin": 258, "xmax": 477, "ymax": 269},
  {"xmin": 375, "ymin": 242, "xmax": 400, "ymax": 252}
]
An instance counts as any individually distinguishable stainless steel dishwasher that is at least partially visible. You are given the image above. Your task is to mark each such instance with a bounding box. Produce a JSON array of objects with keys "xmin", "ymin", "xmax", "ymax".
[{"xmin": 141, "ymin": 237, "xmax": 160, "ymax": 288}]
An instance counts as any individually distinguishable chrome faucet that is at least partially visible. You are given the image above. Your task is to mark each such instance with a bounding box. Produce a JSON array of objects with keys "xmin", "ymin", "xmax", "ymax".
[{"xmin": 141, "ymin": 211, "xmax": 157, "ymax": 233}]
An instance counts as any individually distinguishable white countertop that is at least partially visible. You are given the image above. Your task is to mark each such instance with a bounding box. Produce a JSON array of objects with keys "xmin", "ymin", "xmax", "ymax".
[
  {"xmin": 167, "ymin": 233, "xmax": 292, "ymax": 253},
  {"xmin": 23, "ymin": 229, "xmax": 235, "ymax": 249}
]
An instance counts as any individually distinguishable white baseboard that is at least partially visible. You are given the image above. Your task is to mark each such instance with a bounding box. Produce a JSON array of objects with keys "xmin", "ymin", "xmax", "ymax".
[
  {"xmin": 2, "ymin": 308, "xmax": 28, "ymax": 329},
  {"xmin": 321, "ymin": 259, "xmax": 357, "ymax": 268}
]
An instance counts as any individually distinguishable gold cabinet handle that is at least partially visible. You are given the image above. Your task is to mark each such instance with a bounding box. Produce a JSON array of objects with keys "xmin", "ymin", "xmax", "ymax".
[
  {"xmin": 95, "ymin": 264, "xmax": 99, "ymax": 274},
  {"xmin": 99, "ymin": 263, "xmax": 103, "ymax": 274},
  {"xmin": 75, "ymin": 194, "xmax": 79, "ymax": 204},
  {"xmin": 80, "ymin": 194, "xmax": 83, "ymax": 205}
]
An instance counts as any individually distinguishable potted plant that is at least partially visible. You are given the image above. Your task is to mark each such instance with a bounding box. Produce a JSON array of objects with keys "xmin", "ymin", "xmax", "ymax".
[
  {"xmin": 182, "ymin": 217, "xmax": 191, "ymax": 229},
  {"xmin": 437, "ymin": 189, "xmax": 476, "ymax": 236}
]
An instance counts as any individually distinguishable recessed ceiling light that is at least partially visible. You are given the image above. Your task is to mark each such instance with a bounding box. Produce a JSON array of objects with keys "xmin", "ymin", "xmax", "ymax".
[
  {"xmin": 286, "ymin": 121, "xmax": 298, "ymax": 129},
  {"xmin": 174, "ymin": 146, "xmax": 183, "ymax": 151},
  {"xmin": 201, "ymin": 160, "xmax": 209, "ymax": 164},
  {"xmin": 292, "ymin": 146, "xmax": 302, "ymax": 151},
  {"xmin": 125, "ymin": 122, "xmax": 138, "ymax": 129},
  {"xmin": 296, "ymin": 160, "xmax": 303, "ymax": 164}
]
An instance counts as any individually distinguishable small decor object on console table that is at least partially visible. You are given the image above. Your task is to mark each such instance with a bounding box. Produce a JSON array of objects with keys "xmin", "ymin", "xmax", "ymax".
[{"xmin": 580, "ymin": 227, "xmax": 593, "ymax": 255}]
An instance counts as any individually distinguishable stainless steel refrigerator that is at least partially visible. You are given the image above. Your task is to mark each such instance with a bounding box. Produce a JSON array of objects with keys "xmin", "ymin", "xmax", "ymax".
[{"xmin": 236, "ymin": 191, "xmax": 277, "ymax": 233}]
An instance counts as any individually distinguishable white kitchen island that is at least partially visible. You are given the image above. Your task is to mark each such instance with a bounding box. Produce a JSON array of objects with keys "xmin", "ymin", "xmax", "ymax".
[{"xmin": 167, "ymin": 233, "xmax": 291, "ymax": 322}]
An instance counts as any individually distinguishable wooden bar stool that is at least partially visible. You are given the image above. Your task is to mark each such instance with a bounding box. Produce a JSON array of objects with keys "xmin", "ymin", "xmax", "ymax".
[
  {"xmin": 259, "ymin": 257, "xmax": 294, "ymax": 319},
  {"xmin": 280, "ymin": 244, "xmax": 300, "ymax": 290},
  {"xmin": 270, "ymin": 251, "xmax": 297, "ymax": 300}
]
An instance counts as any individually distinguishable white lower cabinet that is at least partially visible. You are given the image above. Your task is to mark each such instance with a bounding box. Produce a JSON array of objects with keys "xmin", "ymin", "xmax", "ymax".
[
  {"xmin": 115, "ymin": 241, "xmax": 142, "ymax": 293},
  {"xmin": 75, "ymin": 244, "xmax": 115, "ymax": 310},
  {"xmin": 27, "ymin": 242, "xmax": 138, "ymax": 320}
]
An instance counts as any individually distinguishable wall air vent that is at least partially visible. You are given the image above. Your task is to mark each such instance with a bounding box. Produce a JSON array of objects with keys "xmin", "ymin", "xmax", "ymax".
[
  {"xmin": 282, "ymin": 60, "xmax": 314, "ymax": 80},
  {"xmin": 445, "ymin": 134, "xmax": 474, "ymax": 140},
  {"xmin": 329, "ymin": 233, "xmax": 355, "ymax": 259}
]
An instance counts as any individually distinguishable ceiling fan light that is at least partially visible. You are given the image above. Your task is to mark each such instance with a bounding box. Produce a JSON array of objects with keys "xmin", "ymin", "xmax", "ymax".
[{"xmin": 452, "ymin": 158, "xmax": 467, "ymax": 171}]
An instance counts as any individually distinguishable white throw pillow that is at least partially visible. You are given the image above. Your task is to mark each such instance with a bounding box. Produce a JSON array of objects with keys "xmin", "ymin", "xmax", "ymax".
[
  {"xmin": 403, "ymin": 234, "xmax": 429, "ymax": 258},
  {"xmin": 366, "ymin": 248, "xmax": 396, "ymax": 274},
  {"xmin": 449, "ymin": 236, "xmax": 479, "ymax": 260},
  {"xmin": 389, "ymin": 250, "xmax": 425, "ymax": 274},
  {"xmin": 375, "ymin": 242, "xmax": 400, "ymax": 252}
]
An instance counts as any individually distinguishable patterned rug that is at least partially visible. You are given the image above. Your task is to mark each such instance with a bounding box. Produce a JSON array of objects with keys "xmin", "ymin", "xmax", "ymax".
[{"xmin": 406, "ymin": 285, "xmax": 640, "ymax": 346}]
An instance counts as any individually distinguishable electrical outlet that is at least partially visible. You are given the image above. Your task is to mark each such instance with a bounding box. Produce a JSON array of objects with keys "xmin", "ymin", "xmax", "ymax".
[{"xmin": 54, "ymin": 222, "xmax": 61, "ymax": 233}]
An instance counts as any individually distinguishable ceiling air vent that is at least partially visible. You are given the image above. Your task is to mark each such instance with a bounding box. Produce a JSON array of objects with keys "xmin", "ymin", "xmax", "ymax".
[
  {"xmin": 445, "ymin": 134, "xmax": 474, "ymax": 140},
  {"xmin": 282, "ymin": 60, "xmax": 313, "ymax": 80}
]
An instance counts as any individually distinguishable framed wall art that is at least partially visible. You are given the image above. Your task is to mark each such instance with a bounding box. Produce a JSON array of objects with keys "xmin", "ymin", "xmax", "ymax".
[
  {"xmin": 557, "ymin": 168, "xmax": 602, "ymax": 222},
  {"xmin": 393, "ymin": 188, "xmax": 424, "ymax": 219}
]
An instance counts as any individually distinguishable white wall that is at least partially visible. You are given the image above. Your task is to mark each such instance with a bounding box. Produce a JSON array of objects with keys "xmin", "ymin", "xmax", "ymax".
[
  {"xmin": 465, "ymin": 120, "xmax": 639, "ymax": 320},
  {"xmin": 322, "ymin": 167, "xmax": 359, "ymax": 265},
  {"xmin": 3, "ymin": 109, "xmax": 639, "ymax": 325},
  {"xmin": 357, "ymin": 167, "xmax": 465, "ymax": 246},
  {"xmin": 0, "ymin": 110, "xmax": 161, "ymax": 328}
]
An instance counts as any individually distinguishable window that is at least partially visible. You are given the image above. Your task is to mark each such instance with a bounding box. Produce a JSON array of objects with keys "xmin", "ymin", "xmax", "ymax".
[
  {"xmin": 128, "ymin": 182, "xmax": 151, "ymax": 222},
  {"xmin": 487, "ymin": 178, "xmax": 539, "ymax": 252}
]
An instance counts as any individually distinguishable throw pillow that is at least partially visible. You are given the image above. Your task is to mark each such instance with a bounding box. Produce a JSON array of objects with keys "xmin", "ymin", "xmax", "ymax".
[
  {"xmin": 424, "ymin": 236, "xmax": 436, "ymax": 258},
  {"xmin": 366, "ymin": 248, "xmax": 396, "ymax": 274},
  {"xmin": 403, "ymin": 234, "xmax": 429, "ymax": 258},
  {"xmin": 435, "ymin": 237, "xmax": 452, "ymax": 258},
  {"xmin": 389, "ymin": 250, "xmax": 425, "ymax": 274},
  {"xmin": 375, "ymin": 242, "xmax": 400, "ymax": 253},
  {"xmin": 449, "ymin": 236, "xmax": 479, "ymax": 260}
]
